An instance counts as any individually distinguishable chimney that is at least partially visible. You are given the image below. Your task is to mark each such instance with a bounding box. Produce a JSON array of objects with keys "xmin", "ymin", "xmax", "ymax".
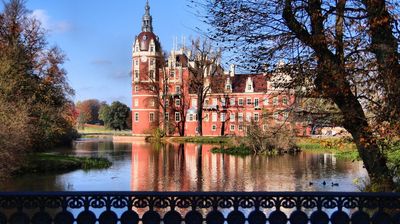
[{"xmin": 230, "ymin": 64, "xmax": 236, "ymax": 77}]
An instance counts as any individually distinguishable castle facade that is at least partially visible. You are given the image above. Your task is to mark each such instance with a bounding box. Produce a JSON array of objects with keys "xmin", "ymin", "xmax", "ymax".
[{"xmin": 131, "ymin": 1, "xmax": 311, "ymax": 136}]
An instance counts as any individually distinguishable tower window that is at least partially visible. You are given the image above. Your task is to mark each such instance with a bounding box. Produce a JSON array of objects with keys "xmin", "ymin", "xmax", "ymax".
[
  {"xmin": 175, "ymin": 112, "xmax": 181, "ymax": 122},
  {"xmin": 135, "ymin": 60, "xmax": 138, "ymax": 66},
  {"xmin": 150, "ymin": 45, "xmax": 154, "ymax": 52},
  {"xmin": 134, "ymin": 99, "xmax": 139, "ymax": 107},
  {"xmin": 211, "ymin": 124, "xmax": 217, "ymax": 132},
  {"xmin": 165, "ymin": 112, "xmax": 169, "ymax": 121},
  {"xmin": 134, "ymin": 70, "xmax": 139, "ymax": 79},
  {"xmin": 134, "ymin": 85, "xmax": 139, "ymax": 92},
  {"xmin": 149, "ymin": 70, "xmax": 155, "ymax": 80},
  {"xmin": 170, "ymin": 71, "xmax": 175, "ymax": 78},
  {"xmin": 149, "ymin": 112, "xmax": 155, "ymax": 122},
  {"xmin": 134, "ymin": 112, "xmax": 139, "ymax": 122}
]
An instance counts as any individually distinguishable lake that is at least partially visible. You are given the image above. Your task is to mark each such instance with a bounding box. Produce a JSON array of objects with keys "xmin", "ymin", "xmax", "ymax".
[{"xmin": 0, "ymin": 138, "xmax": 368, "ymax": 191}]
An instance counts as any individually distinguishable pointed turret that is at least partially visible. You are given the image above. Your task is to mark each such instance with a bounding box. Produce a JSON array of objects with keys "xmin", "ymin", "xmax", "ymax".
[{"xmin": 142, "ymin": 0, "xmax": 153, "ymax": 32}]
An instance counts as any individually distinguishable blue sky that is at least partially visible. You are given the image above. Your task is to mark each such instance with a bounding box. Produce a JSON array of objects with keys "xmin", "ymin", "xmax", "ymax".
[{"xmin": 22, "ymin": 0, "xmax": 206, "ymax": 106}]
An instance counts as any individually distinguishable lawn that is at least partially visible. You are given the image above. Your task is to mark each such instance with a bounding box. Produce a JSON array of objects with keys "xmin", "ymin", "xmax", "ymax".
[{"xmin": 78, "ymin": 124, "xmax": 132, "ymax": 136}]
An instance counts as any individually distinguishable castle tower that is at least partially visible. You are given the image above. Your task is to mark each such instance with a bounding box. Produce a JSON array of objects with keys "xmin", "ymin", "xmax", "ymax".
[{"xmin": 132, "ymin": 0, "xmax": 162, "ymax": 135}]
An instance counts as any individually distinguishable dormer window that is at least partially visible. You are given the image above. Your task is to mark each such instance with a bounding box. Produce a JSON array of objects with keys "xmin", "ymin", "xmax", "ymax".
[
  {"xmin": 135, "ymin": 46, "xmax": 139, "ymax": 52},
  {"xmin": 226, "ymin": 84, "xmax": 231, "ymax": 91},
  {"xmin": 150, "ymin": 45, "xmax": 154, "ymax": 52},
  {"xmin": 245, "ymin": 77, "xmax": 254, "ymax": 93}
]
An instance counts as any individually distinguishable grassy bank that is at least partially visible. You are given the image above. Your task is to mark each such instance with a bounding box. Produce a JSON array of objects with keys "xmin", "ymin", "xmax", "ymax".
[
  {"xmin": 167, "ymin": 136, "xmax": 231, "ymax": 144},
  {"xmin": 296, "ymin": 137, "xmax": 359, "ymax": 160},
  {"xmin": 78, "ymin": 124, "xmax": 132, "ymax": 136},
  {"xmin": 14, "ymin": 153, "xmax": 112, "ymax": 175},
  {"xmin": 211, "ymin": 145, "xmax": 252, "ymax": 156}
]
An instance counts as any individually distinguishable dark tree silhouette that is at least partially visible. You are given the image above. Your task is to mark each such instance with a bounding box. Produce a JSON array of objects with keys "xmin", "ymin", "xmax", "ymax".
[{"xmin": 194, "ymin": 0, "xmax": 400, "ymax": 190}]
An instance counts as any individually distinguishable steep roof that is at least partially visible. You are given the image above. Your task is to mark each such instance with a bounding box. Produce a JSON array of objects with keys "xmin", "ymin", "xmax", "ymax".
[{"xmin": 208, "ymin": 74, "xmax": 270, "ymax": 94}]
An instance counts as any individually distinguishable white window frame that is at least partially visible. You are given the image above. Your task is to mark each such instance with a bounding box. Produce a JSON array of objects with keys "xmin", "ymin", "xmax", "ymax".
[
  {"xmin": 254, "ymin": 98, "xmax": 259, "ymax": 108},
  {"xmin": 175, "ymin": 98, "xmax": 181, "ymax": 107},
  {"xmin": 134, "ymin": 112, "xmax": 139, "ymax": 122},
  {"xmin": 175, "ymin": 112, "xmax": 181, "ymax": 122},
  {"xmin": 221, "ymin": 98, "xmax": 226, "ymax": 107},
  {"xmin": 165, "ymin": 112, "xmax": 169, "ymax": 121},
  {"xmin": 263, "ymin": 97, "xmax": 269, "ymax": 105},
  {"xmin": 282, "ymin": 97, "xmax": 288, "ymax": 105},
  {"xmin": 247, "ymin": 98, "xmax": 252, "ymax": 106},
  {"xmin": 246, "ymin": 112, "xmax": 252, "ymax": 122},
  {"xmin": 238, "ymin": 113, "xmax": 243, "ymax": 122},
  {"xmin": 238, "ymin": 98, "xmax": 244, "ymax": 106},
  {"xmin": 149, "ymin": 70, "xmax": 155, "ymax": 80},
  {"xmin": 189, "ymin": 114, "xmax": 194, "ymax": 122},
  {"xmin": 204, "ymin": 113, "xmax": 209, "ymax": 122},
  {"xmin": 134, "ymin": 99, "xmax": 139, "ymax": 107},
  {"xmin": 230, "ymin": 98, "xmax": 235, "ymax": 106},
  {"xmin": 238, "ymin": 124, "xmax": 243, "ymax": 131},
  {"xmin": 273, "ymin": 97, "xmax": 278, "ymax": 105},
  {"xmin": 134, "ymin": 70, "xmax": 139, "ymax": 80},
  {"xmin": 229, "ymin": 113, "xmax": 235, "ymax": 122},
  {"xmin": 212, "ymin": 113, "xmax": 217, "ymax": 122},
  {"xmin": 149, "ymin": 112, "xmax": 155, "ymax": 122},
  {"xmin": 254, "ymin": 112, "xmax": 259, "ymax": 122},
  {"xmin": 220, "ymin": 113, "xmax": 226, "ymax": 122},
  {"xmin": 134, "ymin": 85, "xmax": 139, "ymax": 92},
  {"xmin": 175, "ymin": 86, "xmax": 181, "ymax": 94},
  {"xmin": 211, "ymin": 124, "xmax": 217, "ymax": 132},
  {"xmin": 230, "ymin": 124, "xmax": 235, "ymax": 131}
]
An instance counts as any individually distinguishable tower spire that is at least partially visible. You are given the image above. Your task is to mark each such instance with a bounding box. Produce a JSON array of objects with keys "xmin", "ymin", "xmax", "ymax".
[{"xmin": 142, "ymin": 0, "xmax": 153, "ymax": 32}]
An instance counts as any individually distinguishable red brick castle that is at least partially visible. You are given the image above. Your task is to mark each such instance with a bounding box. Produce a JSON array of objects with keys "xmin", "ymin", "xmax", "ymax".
[{"xmin": 132, "ymin": 1, "xmax": 311, "ymax": 136}]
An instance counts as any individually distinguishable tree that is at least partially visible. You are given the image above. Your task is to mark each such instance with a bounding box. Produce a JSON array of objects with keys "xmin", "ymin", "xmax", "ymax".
[
  {"xmin": 187, "ymin": 38, "xmax": 222, "ymax": 136},
  {"xmin": 0, "ymin": 0, "xmax": 76, "ymax": 152},
  {"xmin": 108, "ymin": 101, "xmax": 130, "ymax": 131},
  {"xmin": 197, "ymin": 0, "xmax": 400, "ymax": 190},
  {"xmin": 76, "ymin": 99, "xmax": 102, "ymax": 125},
  {"xmin": 99, "ymin": 103, "xmax": 111, "ymax": 128}
]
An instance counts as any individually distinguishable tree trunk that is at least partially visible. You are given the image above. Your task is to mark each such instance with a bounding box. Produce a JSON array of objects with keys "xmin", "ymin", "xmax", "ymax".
[{"xmin": 197, "ymin": 93, "xmax": 203, "ymax": 136}]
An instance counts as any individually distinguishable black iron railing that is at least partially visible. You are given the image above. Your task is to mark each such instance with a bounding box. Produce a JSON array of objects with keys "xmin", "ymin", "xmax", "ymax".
[{"xmin": 0, "ymin": 192, "xmax": 400, "ymax": 224}]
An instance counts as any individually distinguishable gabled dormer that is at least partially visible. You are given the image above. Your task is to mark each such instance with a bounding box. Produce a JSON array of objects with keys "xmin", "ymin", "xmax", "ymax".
[
  {"xmin": 225, "ymin": 77, "xmax": 232, "ymax": 92},
  {"xmin": 245, "ymin": 77, "xmax": 254, "ymax": 93}
]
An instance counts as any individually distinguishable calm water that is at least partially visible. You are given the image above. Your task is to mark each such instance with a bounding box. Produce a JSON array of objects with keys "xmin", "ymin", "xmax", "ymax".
[{"xmin": 0, "ymin": 138, "xmax": 368, "ymax": 191}]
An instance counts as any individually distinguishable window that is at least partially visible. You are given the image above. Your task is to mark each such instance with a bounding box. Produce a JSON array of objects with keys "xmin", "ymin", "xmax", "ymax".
[
  {"xmin": 273, "ymin": 112, "xmax": 279, "ymax": 120},
  {"xmin": 175, "ymin": 112, "xmax": 181, "ymax": 122},
  {"xmin": 273, "ymin": 97, "xmax": 278, "ymax": 105},
  {"xmin": 230, "ymin": 113, "xmax": 235, "ymax": 122},
  {"xmin": 170, "ymin": 70, "xmax": 175, "ymax": 78},
  {"xmin": 135, "ymin": 60, "xmax": 138, "ymax": 66},
  {"xmin": 283, "ymin": 112, "xmax": 289, "ymax": 119},
  {"xmin": 204, "ymin": 113, "xmax": 209, "ymax": 122},
  {"xmin": 226, "ymin": 84, "xmax": 231, "ymax": 91},
  {"xmin": 212, "ymin": 113, "xmax": 217, "ymax": 122},
  {"xmin": 263, "ymin": 97, "xmax": 269, "ymax": 105},
  {"xmin": 134, "ymin": 99, "xmax": 139, "ymax": 107},
  {"xmin": 175, "ymin": 99, "xmax": 181, "ymax": 107},
  {"xmin": 247, "ymin": 84, "xmax": 252, "ymax": 91},
  {"xmin": 238, "ymin": 124, "xmax": 243, "ymax": 131},
  {"xmin": 135, "ymin": 46, "xmax": 139, "ymax": 52},
  {"xmin": 165, "ymin": 112, "xmax": 169, "ymax": 121},
  {"xmin": 282, "ymin": 97, "xmax": 288, "ymax": 105},
  {"xmin": 221, "ymin": 98, "xmax": 226, "ymax": 107},
  {"xmin": 192, "ymin": 99, "xmax": 197, "ymax": 107},
  {"xmin": 246, "ymin": 113, "xmax": 252, "ymax": 122},
  {"xmin": 238, "ymin": 98, "xmax": 244, "ymax": 106},
  {"xmin": 254, "ymin": 98, "xmax": 259, "ymax": 108},
  {"xmin": 247, "ymin": 98, "xmax": 252, "ymax": 105},
  {"xmin": 230, "ymin": 98, "xmax": 235, "ymax": 106},
  {"xmin": 150, "ymin": 45, "xmax": 154, "ymax": 52},
  {"xmin": 165, "ymin": 99, "xmax": 169, "ymax": 107},
  {"xmin": 134, "ymin": 70, "xmax": 139, "ymax": 80},
  {"xmin": 263, "ymin": 124, "xmax": 268, "ymax": 131},
  {"xmin": 189, "ymin": 114, "xmax": 194, "ymax": 121},
  {"xmin": 150, "ymin": 86, "xmax": 155, "ymax": 91},
  {"xmin": 212, "ymin": 98, "xmax": 218, "ymax": 106},
  {"xmin": 254, "ymin": 113, "xmax": 259, "ymax": 122},
  {"xmin": 134, "ymin": 112, "xmax": 139, "ymax": 122},
  {"xmin": 149, "ymin": 70, "xmax": 155, "ymax": 80},
  {"xmin": 134, "ymin": 85, "xmax": 139, "ymax": 92},
  {"xmin": 205, "ymin": 99, "xmax": 209, "ymax": 106},
  {"xmin": 220, "ymin": 113, "xmax": 226, "ymax": 122},
  {"xmin": 149, "ymin": 112, "xmax": 155, "ymax": 122},
  {"xmin": 175, "ymin": 86, "xmax": 181, "ymax": 94},
  {"xmin": 230, "ymin": 124, "xmax": 235, "ymax": 131},
  {"xmin": 150, "ymin": 99, "xmax": 155, "ymax": 107},
  {"xmin": 238, "ymin": 113, "xmax": 243, "ymax": 122},
  {"xmin": 211, "ymin": 124, "xmax": 217, "ymax": 132}
]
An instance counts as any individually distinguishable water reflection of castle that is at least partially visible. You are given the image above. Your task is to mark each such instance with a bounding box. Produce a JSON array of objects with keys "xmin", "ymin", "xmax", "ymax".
[{"xmin": 131, "ymin": 142, "xmax": 367, "ymax": 191}]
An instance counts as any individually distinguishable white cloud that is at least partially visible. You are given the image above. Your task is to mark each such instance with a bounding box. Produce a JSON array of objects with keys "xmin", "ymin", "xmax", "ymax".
[{"xmin": 30, "ymin": 9, "xmax": 73, "ymax": 33}]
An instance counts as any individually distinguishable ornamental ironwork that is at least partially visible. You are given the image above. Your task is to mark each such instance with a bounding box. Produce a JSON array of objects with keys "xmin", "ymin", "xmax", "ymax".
[{"xmin": 0, "ymin": 191, "xmax": 399, "ymax": 224}]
